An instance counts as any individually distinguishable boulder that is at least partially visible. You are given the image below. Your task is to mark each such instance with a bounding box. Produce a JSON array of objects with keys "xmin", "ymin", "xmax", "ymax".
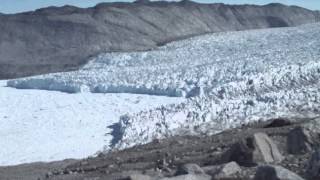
[
  {"xmin": 254, "ymin": 165, "xmax": 304, "ymax": 180},
  {"xmin": 213, "ymin": 162, "xmax": 242, "ymax": 179},
  {"xmin": 222, "ymin": 132, "xmax": 283, "ymax": 166},
  {"xmin": 160, "ymin": 174, "xmax": 211, "ymax": 180},
  {"xmin": 203, "ymin": 162, "xmax": 242, "ymax": 179},
  {"xmin": 307, "ymin": 150, "xmax": 320, "ymax": 179},
  {"xmin": 287, "ymin": 127, "xmax": 312, "ymax": 154},
  {"xmin": 176, "ymin": 164, "xmax": 205, "ymax": 175}
]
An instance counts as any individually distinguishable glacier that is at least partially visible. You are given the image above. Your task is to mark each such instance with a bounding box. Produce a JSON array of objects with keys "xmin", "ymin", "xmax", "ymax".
[{"xmin": 5, "ymin": 23, "xmax": 320, "ymax": 154}]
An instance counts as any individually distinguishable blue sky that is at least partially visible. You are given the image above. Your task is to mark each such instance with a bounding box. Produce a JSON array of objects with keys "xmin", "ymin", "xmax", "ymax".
[{"xmin": 0, "ymin": 0, "xmax": 319, "ymax": 14}]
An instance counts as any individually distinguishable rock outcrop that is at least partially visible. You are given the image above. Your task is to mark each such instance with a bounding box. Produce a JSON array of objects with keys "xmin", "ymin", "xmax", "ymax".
[
  {"xmin": 221, "ymin": 133, "xmax": 284, "ymax": 166},
  {"xmin": 0, "ymin": 1, "xmax": 319, "ymax": 79},
  {"xmin": 211, "ymin": 162, "xmax": 242, "ymax": 179},
  {"xmin": 287, "ymin": 127, "xmax": 313, "ymax": 154}
]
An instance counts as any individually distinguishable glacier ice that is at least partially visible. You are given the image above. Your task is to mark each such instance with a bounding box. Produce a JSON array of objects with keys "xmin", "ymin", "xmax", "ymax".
[
  {"xmin": 7, "ymin": 23, "xmax": 320, "ymax": 150},
  {"xmin": 0, "ymin": 80, "xmax": 183, "ymax": 166}
]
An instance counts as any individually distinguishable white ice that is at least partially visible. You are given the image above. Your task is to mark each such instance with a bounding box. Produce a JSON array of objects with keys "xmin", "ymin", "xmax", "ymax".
[{"xmin": 0, "ymin": 81, "xmax": 183, "ymax": 166}]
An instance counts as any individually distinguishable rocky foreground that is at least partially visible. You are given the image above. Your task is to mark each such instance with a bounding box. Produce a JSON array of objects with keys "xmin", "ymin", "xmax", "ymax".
[
  {"xmin": 1, "ymin": 1, "xmax": 319, "ymax": 79},
  {"xmin": 1, "ymin": 117, "xmax": 320, "ymax": 180}
]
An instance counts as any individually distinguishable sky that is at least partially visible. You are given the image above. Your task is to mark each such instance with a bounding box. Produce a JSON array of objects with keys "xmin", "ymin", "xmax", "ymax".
[{"xmin": 0, "ymin": 0, "xmax": 319, "ymax": 14}]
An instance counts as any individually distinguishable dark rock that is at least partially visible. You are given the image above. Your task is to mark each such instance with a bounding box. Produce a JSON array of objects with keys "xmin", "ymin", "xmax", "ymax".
[
  {"xmin": 307, "ymin": 150, "xmax": 320, "ymax": 179},
  {"xmin": 176, "ymin": 164, "xmax": 205, "ymax": 175},
  {"xmin": 156, "ymin": 158, "xmax": 169, "ymax": 170},
  {"xmin": 222, "ymin": 132, "xmax": 283, "ymax": 166},
  {"xmin": 254, "ymin": 165, "xmax": 304, "ymax": 180},
  {"xmin": 0, "ymin": 2, "xmax": 319, "ymax": 79},
  {"xmin": 287, "ymin": 127, "xmax": 312, "ymax": 154},
  {"xmin": 264, "ymin": 118, "xmax": 292, "ymax": 128}
]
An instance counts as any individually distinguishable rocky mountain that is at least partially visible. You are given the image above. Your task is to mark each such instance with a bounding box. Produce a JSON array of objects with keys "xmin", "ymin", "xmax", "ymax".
[{"xmin": 0, "ymin": 1, "xmax": 319, "ymax": 79}]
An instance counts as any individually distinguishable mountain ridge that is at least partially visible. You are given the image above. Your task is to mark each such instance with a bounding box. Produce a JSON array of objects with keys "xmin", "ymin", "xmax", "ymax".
[{"xmin": 0, "ymin": 1, "xmax": 319, "ymax": 79}]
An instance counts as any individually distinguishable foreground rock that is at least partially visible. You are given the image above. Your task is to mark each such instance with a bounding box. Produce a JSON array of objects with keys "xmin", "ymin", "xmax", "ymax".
[
  {"xmin": 209, "ymin": 162, "xmax": 242, "ymax": 179},
  {"xmin": 222, "ymin": 132, "xmax": 284, "ymax": 166},
  {"xmin": 254, "ymin": 165, "xmax": 305, "ymax": 180},
  {"xmin": 160, "ymin": 174, "xmax": 211, "ymax": 180},
  {"xmin": 287, "ymin": 127, "xmax": 313, "ymax": 154},
  {"xmin": 0, "ymin": 1, "xmax": 319, "ymax": 79},
  {"xmin": 307, "ymin": 151, "xmax": 320, "ymax": 179}
]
